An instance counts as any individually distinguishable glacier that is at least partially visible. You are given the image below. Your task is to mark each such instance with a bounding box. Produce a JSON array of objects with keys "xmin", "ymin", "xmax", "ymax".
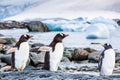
[
  {"xmin": 42, "ymin": 17, "xmax": 89, "ymax": 32},
  {"xmin": 85, "ymin": 17, "xmax": 119, "ymax": 39},
  {"xmin": 41, "ymin": 17, "xmax": 118, "ymax": 39}
]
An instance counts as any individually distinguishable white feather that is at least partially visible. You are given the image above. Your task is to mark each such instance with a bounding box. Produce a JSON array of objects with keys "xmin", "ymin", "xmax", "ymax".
[
  {"xmin": 50, "ymin": 43, "xmax": 64, "ymax": 71},
  {"xmin": 15, "ymin": 42, "xmax": 29, "ymax": 70},
  {"xmin": 100, "ymin": 49, "xmax": 115, "ymax": 76}
]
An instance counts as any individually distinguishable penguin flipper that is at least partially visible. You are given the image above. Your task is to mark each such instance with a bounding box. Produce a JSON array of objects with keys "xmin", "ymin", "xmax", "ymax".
[{"xmin": 98, "ymin": 51, "xmax": 104, "ymax": 71}]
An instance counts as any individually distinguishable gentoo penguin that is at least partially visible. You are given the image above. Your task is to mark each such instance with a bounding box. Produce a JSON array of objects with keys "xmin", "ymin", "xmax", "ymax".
[
  {"xmin": 43, "ymin": 33, "xmax": 69, "ymax": 71},
  {"xmin": 12, "ymin": 34, "xmax": 32, "ymax": 71},
  {"xmin": 98, "ymin": 43, "xmax": 115, "ymax": 76}
]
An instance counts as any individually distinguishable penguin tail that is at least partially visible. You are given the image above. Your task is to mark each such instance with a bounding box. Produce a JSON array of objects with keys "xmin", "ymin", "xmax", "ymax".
[{"xmin": 43, "ymin": 51, "xmax": 50, "ymax": 70}]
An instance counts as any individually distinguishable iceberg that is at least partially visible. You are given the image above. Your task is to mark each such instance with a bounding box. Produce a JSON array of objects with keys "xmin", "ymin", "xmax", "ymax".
[
  {"xmin": 89, "ymin": 17, "xmax": 118, "ymax": 31},
  {"xmin": 43, "ymin": 18, "xmax": 89, "ymax": 32},
  {"xmin": 85, "ymin": 17, "xmax": 119, "ymax": 39},
  {"xmin": 86, "ymin": 23, "xmax": 110, "ymax": 39}
]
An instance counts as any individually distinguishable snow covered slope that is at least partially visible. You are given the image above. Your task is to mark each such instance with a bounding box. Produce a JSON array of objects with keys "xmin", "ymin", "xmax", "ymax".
[
  {"xmin": 1, "ymin": 0, "xmax": 120, "ymax": 21},
  {"xmin": 0, "ymin": 0, "xmax": 46, "ymax": 20}
]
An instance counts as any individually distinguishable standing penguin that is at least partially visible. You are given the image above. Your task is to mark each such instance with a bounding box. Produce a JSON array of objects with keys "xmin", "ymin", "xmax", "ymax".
[
  {"xmin": 12, "ymin": 34, "xmax": 32, "ymax": 72},
  {"xmin": 43, "ymin": 33, "xmax": 69, "ymax": 71},
  {"xmin": 98, "ymin": 43, "xmax": 115, "ymax": 76}
]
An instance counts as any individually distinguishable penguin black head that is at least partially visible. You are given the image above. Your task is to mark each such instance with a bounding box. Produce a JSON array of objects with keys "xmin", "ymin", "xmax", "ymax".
[
  {"xmin": 102, "ymin": 43, "xmax": 112, "ymax": 50},
  {"xmin": 15, "ymin": 34, "xmax": 33, "ymax": 49},
  {"xmin": 53, "ymin": 33, "xmax": 69, "ymax": 42},
  {"xmin": 49, "ymin": 33, "xmax": 69, "ymax": 51},
  {"xmin": 19, "ymin": 34, "xmax": 33, "ymax": 42}
]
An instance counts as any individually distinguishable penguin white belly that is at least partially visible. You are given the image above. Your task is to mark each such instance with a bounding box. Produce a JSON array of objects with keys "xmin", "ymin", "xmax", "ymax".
[
  {"xmin": 15, "ymin": 42, "xmax": 29, "ymax": 70},
  {"xmin": 100, "ymin": 49, "xmax": 115, "ymax": 76},
  {"xmin": 50, "ymin": 43, "xmax": 64, "ymax": 71}
]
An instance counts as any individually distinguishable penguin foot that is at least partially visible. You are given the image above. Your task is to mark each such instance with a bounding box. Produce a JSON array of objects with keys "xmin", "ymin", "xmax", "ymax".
[{"xmin": 17, "ymin": 67, "xmax": 23, "ymax": 72}]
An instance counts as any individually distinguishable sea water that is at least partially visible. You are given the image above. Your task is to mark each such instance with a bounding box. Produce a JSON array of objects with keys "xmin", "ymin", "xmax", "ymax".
[{"xmin": 0, "ymin": 28, "xmax": 120, "ymax": 51}]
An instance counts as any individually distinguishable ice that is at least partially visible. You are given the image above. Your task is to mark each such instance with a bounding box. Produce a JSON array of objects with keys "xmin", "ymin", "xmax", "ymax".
[
  {"xmin": 43, "ymin": 18, "xmax": 89, "ymax": 32},
  {"xmin": 85, "ymin": 17, "xmax": 119, "ymax": 39},
  {"xmin": 89, "ymin": 17, "xmax": 119, "ymax": 31},
  {"xmin": 86, "ymin": 23, "xmax": 110, "ymax": 39}
]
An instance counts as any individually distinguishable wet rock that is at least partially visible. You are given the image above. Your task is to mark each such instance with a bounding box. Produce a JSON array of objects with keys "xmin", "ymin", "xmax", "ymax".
[
  {"xmin": 88, "ymin": 51, "xmax": 101, "ymax": 63},
  {"xmin": 31, "ymin": 43, "xmax": 44, "ymax": 48},
  {"xmin": 84, "ymin": 47, "xmax": 97, "ymax": 53},
  {"xmin": 0, "ymin": 20, "xmax": 26, "ymax": 29},
  {"xmin": 30, "ymin": 52, "xmax": 45, "ymax": 67},
  {"xmin": 0, "ymin": 38, "xmax": 16, "ymax": 45},
  {"xmin": 26, "ymin": 21, "xmax": 50, "ymax": 32},
  {"xmin": 115, "ymin": 51, "xmax": 120, "ymax": 63},
  {"xmin": 0, "ymin": 53, "xmax": 4, "ymax": 60},
  {"xmin": 63, "ymin": 48, "xmax": 73, "ymax": 61},
  {"xmin": 30, "ymin": 43, "xmax": 45, "ymax": 52},
  {"xmin": 0, "ymin": 62, "xmax": 7, "ymax": 68},
  {"xmin": 0, "ymin": 44, "xmax": 6, "ymax": 54},
  {"xmin": 1, "ymin": 54, "xmax": 11, "ymax": 65},
  {"xmin": 0, "ymin": 34, "xmax": 4, "ymax": 36},
  {"xmin": 72, "ymin": 48, "xmax": 89, "ymax": 61},
  {"xmin": 61, "ymin": 57, "xmax": 70, "ymax": 63},
  {"xmin": 0, "ymin": 70, "xmax": 117, "ymax": 80},
  {"xmin": 113, "ymin": 19, "xmax": 120, "ymax": 26}
]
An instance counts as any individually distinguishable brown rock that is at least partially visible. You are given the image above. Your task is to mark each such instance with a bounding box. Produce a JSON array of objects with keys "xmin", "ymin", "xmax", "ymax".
[
  {"xmin": 88, "ymin": 51, "xmax": 101, "ymax": 63},
  {"xmin": 72, "ymin": 48, "xmax": 89, "ymax": 61},
  {"xmin": 0, "ymin": 20, "xmax": 26, "ymax": 29},
  {"xmin": 0, "ymin": 38, "xmax": 16, "ymax": 45}
]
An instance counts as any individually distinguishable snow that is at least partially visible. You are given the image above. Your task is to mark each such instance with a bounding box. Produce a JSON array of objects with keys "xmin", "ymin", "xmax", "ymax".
[
  {"xmin": 1, "ymin": 0, "xmax": 120, "ymax": 21},
  {"xmin": 0, "ymin": 0, "xmax": 120, "ymax": 39}
]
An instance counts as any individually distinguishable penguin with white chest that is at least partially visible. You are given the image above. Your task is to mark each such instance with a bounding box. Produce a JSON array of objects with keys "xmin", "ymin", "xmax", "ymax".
[
  {"xmin": 12, "ymin": 34, "xmax": 32, "ymax": 72},
  {"xmin": 98, "ymin": 43, "xmax": 115, "ymax": 76},
  {"xmin": 43, "ymin": 33, "xmax": 69, "ymax": 71}
]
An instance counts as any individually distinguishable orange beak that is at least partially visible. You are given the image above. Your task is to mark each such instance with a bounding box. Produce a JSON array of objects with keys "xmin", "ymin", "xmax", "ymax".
[
  {"xmin": 64, "ymin": 34, "xmax": 69, "ymax": 37},
  {"xmin": 29, "ymin": 35, "xmax": 33, "ymax": 38}
]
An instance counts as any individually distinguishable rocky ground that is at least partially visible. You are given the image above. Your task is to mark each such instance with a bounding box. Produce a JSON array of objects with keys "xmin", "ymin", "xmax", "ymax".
[{"xmin": 0, "ymin": 67, "xmax": 120, "ymax": 80}]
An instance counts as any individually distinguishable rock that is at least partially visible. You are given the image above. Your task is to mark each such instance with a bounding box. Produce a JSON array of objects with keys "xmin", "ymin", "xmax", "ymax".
[
  {"xmin": 0, "ymin": 62, "xmax": 7, "ymax": 68},
  {"xmin": 0, "ymin": 44, "xmax": 6, "ymax": 54},
  {"xmin": 113, "ymin": 19, "xmax": 120, "ymax": 26},
  {"xmin": 88, "ymin": 51, "xmax": 101, "ymax": 63},
  {"xmin": 0, "ymin": 20, "xmax": 26, "ymax": 29},
  {"xmin": 0, "ymin": 53, "xmax": 4, "ymax": 60},
  {"xmin": 63, "ymin": 48, "xmax": 73, "ymax": 61},
  {"xmin": 115, "ymin": 51, "xmax": 120, "ymax": 63},
  {"xmin": 0, "ymin": 70, "xmax": 118, "ymax": 80},
  {"xmin": 61, "ymin": 57, "xmax": 70, "ymax": 63},
  {"xmin": 26, "ymin": 21, "xmax": 50, "ymax": 32},
  {"xmin": 0, "ymin": 39, "xmax": 7, "ymax": 44},
  {"xmin": 30, "ymin": 52, "xmax": 45, "ymax": 66},
  {"xmin": 0, "ymin": 38, "xmax": 16, "ymax": 45},
  {"xmin": 0, "ymin": 34, "xmax": 4, "ymax": 36},
  {"xmin": 31, "ymin": 43, "xmax": 44, "ymax": 48},
  {"xmin": 1, "ymin": 54, "xmax": 11, "ymax": 65},
  {"xmin": 72, "ymin": 48, "xmax": 90, "ymax": 61},
  {"xmin": 84, "ymin": 48, "xmax": 97, "ymax": 53}
]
